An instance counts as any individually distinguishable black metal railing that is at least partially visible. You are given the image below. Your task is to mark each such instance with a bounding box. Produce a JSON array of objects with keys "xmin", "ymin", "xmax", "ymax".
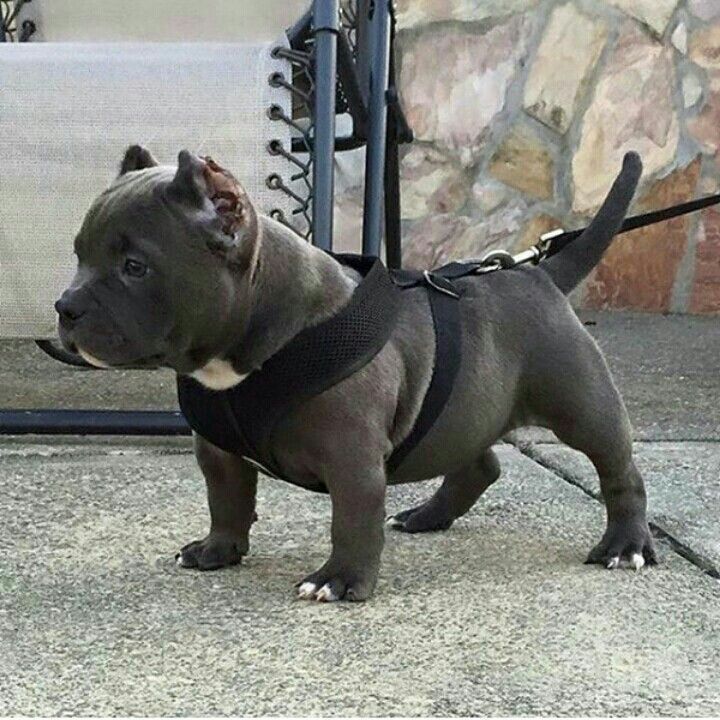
[{"xmin": 0, "ymin": 0, "xmax": 35, "ymax": 42}]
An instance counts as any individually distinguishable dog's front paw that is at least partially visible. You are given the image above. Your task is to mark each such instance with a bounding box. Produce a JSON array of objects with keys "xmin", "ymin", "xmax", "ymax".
[
  {"xmin": 295, "ymin": 567, "xmax": 377, "ymax": 603},
  {"xmin": 585, "ymin": 520, "xmax": 658, "ymax": 570},
  {"xmin": 176, "ymin": 532, "xmax": 248, "ymax": 571}
]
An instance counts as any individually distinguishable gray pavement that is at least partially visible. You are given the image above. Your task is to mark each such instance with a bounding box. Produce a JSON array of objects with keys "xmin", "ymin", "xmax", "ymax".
[
  {"xmin": 0, "ymin": 340, "xmax": 178, "ymax": 411},
  {"xmin": 519, "ymin": 441, "xmax": 720, "ymax": 577},
  {"xmin": 1, "ymin": 311, "xmax": 719, "ymax": 716},
  {"xmin": 578, "ymin": 311, "xmax": 720, "ymax": 441}
]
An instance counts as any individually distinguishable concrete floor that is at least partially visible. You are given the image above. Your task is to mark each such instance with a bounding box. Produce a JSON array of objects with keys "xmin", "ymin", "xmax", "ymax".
[{"xmin": 1, "ymin": 311, "xmax": 719, "ymax": 716}]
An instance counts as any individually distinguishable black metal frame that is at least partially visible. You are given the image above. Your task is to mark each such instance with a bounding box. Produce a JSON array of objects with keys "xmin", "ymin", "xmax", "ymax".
[
  {"xmin": 2, "ymin": 0, "xmax": 413, "ymax": 437},
  {"xmin": 268, "ymin": 0, "xmax": 411, "ymax": 256},
  {"xmin": 0, "ymin": 0, "xmax": 36, "ymax": 42}
]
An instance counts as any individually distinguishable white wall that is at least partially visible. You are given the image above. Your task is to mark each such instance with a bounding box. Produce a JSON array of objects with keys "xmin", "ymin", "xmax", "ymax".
[{"xmin": 18, "ymin": 0, "xmax": 310, "ymax": 42}]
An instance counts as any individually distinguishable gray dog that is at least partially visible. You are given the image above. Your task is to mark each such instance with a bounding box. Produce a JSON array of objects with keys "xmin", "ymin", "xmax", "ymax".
[{"xmin": 56, "ymin": 145, "xmax": 656, "ymax": 602}]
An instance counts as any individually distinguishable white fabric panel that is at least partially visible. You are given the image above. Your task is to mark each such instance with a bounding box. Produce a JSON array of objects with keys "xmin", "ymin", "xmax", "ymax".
[
  {"xmin": 0, "ymin": 41, "xmax": 292, "ymax": 338},
  {"xmin": 17, "ymin": 0, "xmax": 310, "ymax": 43}
]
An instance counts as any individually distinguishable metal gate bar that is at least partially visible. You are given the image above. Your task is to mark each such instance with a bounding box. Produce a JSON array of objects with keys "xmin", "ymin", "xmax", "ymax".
[
  {"xmin": 310, "ymin": 0, "xmax": 339, "ymax": 251},
  {"xmin": 0, "ymin": 410, "xmax": 190, "ymax": 436},
  {"xmin": 361, "ymin": 0, "xmax": 392, "ymax": 258}
]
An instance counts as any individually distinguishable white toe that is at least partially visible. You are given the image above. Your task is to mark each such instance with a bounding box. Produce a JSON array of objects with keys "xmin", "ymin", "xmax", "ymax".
[
  {"xmin": 630, "ymin": 553, "xmax": 645, "ymax": 570},
  {"xmin": 297, "ymin": 581, "xmax": 317, "ymax": 599},
  {"xmin": 606, "ymin": 556, "xmax": 620, "ymax": 570},
  {"xmin": 315, "ymin": 583, "xmax": 338, "ymax": 602},
  {"xmin": 176, "ymin": 553, "xmax": 189, "ymax": 567},
  {"xmin": 386, "ymin": 516, "xmax": 403, "ymax": 528}
]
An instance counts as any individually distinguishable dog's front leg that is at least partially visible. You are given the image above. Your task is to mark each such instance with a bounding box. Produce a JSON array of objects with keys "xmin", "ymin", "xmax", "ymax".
[
  {"xmin": 176, "ymin": 433, "xmax": 258, "ymax": 570},
  {"xmin": 297, "ymin": 461, "xmax": 386, "ymax": 603}
]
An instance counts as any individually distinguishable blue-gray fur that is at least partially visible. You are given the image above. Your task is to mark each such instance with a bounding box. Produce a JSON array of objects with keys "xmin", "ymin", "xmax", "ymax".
[{"xmin": 55, "ymin": 147, "xmax": 657, "ymax": 602}]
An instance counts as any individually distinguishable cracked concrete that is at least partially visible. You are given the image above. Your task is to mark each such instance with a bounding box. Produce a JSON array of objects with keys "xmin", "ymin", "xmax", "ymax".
[
  {"xmin": 517, "ymin": 441, "xmax": 720, "ymax": 578},
  {"xmin": 1, "ymin": 311, "xmax": 719, "ymax": 715}
]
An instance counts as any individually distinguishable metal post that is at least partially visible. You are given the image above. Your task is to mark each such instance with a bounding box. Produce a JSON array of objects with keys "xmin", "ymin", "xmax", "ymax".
[
  {"xmin": 355, "ymin": 0, "xmax": 372, "ymax": 105},
  {"xmin": 361, "ymin": 0, "xmax": 392, "ymax": 258},
  {"xmin": 312, "ymin": 0, "xmax": 339, "ymax": 251},
  {"xmin": 0, "ymin": 410, "xmax": 190, "ymax": 436},
  {"xmin": 384, "ymin": 9, "xmax": 404, "ymax": 269},
  {"xmin": 384, "ymin": 106, "xmax": 402, "ymax": 269},
  {"xmin": 337, "ymin": 29, "xmax": 368, "ymax": 140}
]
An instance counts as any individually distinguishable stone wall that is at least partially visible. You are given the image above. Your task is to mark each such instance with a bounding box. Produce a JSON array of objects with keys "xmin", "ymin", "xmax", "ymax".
[{"xmin": 338, "ymin": 0, "xmax": 720, "ymax": 314}]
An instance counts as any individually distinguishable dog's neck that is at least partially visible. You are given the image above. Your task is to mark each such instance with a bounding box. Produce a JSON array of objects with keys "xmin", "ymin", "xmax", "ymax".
[{"xmin": 221, "ymin": 216, "xmax": 358, "ymax": 377}]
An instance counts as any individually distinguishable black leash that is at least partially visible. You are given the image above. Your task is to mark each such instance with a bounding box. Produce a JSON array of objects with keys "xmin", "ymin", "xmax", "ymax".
[
  {"xmin": 545, "ymin": 192, "xmax": 720, "ymax": 259},
  {"xmin": 418, "ymin": 191, "xmax": 720, "ymax": 279}
]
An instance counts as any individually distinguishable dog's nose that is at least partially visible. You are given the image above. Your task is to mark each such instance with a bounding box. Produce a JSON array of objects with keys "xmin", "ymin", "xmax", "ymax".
[{"xmin": 55, "ymin": 292, "xmax": 86, "ymax": 325}]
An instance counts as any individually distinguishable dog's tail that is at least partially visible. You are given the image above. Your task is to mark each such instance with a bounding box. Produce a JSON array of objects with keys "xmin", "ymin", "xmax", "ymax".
[{"xmin": 543, "ymin": 152, "xmax": 643, "ymax": 295}]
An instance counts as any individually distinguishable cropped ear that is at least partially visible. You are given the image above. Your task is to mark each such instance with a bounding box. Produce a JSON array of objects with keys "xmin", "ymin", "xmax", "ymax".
[
  {"xmin": 167, "ymin": 149, "xmax": 207, "ymax": 205},
  {"xmin": 168, "ymin": 151, "xmax": 259, "ymax": 265},
  {"xmin": 201, "ymin": 155, "xmax": 257, "ymax": 240},
  {"xmin": 119, "ymin": 145, "xmax": 159, "ymax": 175}
]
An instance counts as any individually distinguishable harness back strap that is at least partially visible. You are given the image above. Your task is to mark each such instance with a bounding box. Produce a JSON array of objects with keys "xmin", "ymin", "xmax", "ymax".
[{"xmin": 386, "ymin": 268, "xmax": 463, "ymax": 473}]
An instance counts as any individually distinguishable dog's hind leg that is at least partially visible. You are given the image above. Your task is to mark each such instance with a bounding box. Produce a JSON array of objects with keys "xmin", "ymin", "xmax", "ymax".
[
  {"xmin": 528, "ymin": 328, "xmax": 657, "ymax": 569},
  {"xmin": 388, "ymin": 448, "xmax": 501, "ymax": 533}
]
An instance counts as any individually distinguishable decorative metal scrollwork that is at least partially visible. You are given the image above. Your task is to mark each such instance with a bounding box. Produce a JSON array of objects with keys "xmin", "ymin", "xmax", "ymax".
[
  {"xmin": 266, "ymin": 41, "xmax": 316, "ymax": 240},
  {"xmin": 266, "ymin": 1, "xmax": 359, "ymax": 243},
  {"xmin": 1, "ymin": 0, "xmax": 36, "ymax": 42}
]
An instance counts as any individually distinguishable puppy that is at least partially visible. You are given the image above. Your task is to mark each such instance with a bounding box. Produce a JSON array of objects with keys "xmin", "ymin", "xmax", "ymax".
[{"xmin": 56, "ymin": 146, "xmax": 656, "ymax": 602}]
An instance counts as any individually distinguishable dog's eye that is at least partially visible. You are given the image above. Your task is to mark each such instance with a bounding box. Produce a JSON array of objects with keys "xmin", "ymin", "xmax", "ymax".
[{"xmin": 123, "ymin": 258, "xmax": 147, "ymax": 278}]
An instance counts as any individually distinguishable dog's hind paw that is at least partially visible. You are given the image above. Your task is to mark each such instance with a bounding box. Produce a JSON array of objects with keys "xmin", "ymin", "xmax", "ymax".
[
  {"xmin": 387, "ymin": 503, "xmax": 454, "ymax": 533},
  {"xmin": 605, "ymin": 553, "xmax": 645, "ymax": 570},
  {"xmin": 585, "ymin": 521, "xmax": 658, "ymax": 571}
]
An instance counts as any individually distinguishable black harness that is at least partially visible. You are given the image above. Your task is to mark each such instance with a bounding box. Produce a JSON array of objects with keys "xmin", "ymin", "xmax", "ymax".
[
  {"xmin": 177, "ymin": 254, "xmax": 468, "ymax": 482},
  {"xmin": 177, "ymin": 184, "xmax": 720, "ymax": 483}
]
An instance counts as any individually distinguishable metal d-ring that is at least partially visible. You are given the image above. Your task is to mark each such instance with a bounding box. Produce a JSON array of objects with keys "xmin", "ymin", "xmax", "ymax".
[
  {"xmin": 480, "ymin": 250, "xmax": 516, "ymax": 269},
  {"xmin": 422, "ymin": 271, "xmax": 461, "ymax": 299}
]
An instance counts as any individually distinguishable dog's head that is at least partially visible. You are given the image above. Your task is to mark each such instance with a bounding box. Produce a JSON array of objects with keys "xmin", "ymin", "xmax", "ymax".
[{"xmin": 56, "ymin": 146, "xmax": 259, "ymax": 373}]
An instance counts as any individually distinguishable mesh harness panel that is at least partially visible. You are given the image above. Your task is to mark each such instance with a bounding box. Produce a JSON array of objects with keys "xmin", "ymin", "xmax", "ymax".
[{"xmin": 177, "ymin": 254, "xmax": 463, "ymax": 484}]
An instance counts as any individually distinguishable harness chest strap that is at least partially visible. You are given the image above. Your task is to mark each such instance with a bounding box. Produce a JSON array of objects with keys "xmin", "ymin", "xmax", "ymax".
[{"xmin": 176, "ymin": 255, "xmax": 464, "ymax": 482}]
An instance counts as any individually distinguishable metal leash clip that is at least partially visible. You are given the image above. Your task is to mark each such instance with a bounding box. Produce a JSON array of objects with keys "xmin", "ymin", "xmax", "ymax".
[
  {"xmin": 459, "ymin": 250, "xmax": 516, "ymax": 275},
  {"xmin": 493, "ymin": 227, "xmax": 566, "ymax": 270},
  {"xmin": 457, "ymin": 227, "xmax": 567, "ymax": 278},
  {"xmin": 513, "ymin": 228, "xmax": 565, "ymax": 265},
  {"xmin": 460, "ymin": 228, "xmax": 563, "ymax": 275},
  {"xmin": 537, "ymin": 228, "xmax": 565, "ymax": 258},
  {"xmin": 479, "ymin": 249, "xmax": 517, "ymax": 270}
]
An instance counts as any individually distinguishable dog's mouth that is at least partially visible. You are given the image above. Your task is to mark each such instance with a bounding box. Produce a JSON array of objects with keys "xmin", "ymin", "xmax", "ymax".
[
  {"xmin": 74, "ymin": 344, "xmax": 166, "ymax": 370},
  {"xmin": 60, "ymin": 325, "xmax": 169, "ymax": 370},
  {"xmin": 76, "ymin": 347, "xmax": 111, "ymax": 369}
]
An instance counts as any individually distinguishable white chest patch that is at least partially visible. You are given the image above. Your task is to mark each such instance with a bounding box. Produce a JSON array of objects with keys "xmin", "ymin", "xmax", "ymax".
[{"xmin": 190, "ymin": 358, "xmax": 248, "ymax": 391}]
